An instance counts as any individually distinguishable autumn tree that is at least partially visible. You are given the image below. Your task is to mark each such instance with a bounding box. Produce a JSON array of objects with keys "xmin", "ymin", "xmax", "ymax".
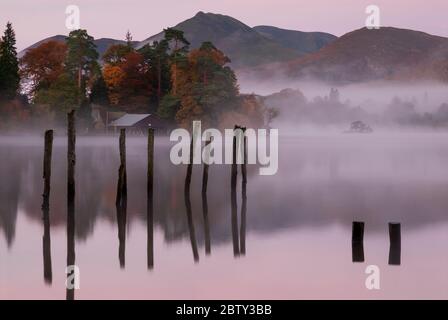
[
  {"xmin": 173, "ymin": 42, "xmax": 239, "ymax": 128},
  {"xmin": 102, "ymin": 44, "xmax": 133, "ymax": 66},
  {"xmin": 102, "ymin": 44, "xmax": 151, "ymax": 110},
  {"xmin": 20, "ymin": 41, "xmax": 67, "ymax": 97},
  {"xmin": 0, "ymin": 22, "xmax": 20, "ymax": 99}
]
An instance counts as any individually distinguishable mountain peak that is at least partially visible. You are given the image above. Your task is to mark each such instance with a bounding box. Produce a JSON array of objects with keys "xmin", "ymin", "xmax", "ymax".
[
  {"xmin": 194, "ymin": 11, "xmax": 206, "ymax": 17},
  {"xmin": 137, "ymin": 12, "xmax": 304, "ymax": 68}
]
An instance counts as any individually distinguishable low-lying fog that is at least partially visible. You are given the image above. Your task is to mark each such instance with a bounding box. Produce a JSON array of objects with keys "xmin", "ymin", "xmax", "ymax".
[{"xmin": 239, "ymin": 78, "xmax": 448, "ymax": 134}]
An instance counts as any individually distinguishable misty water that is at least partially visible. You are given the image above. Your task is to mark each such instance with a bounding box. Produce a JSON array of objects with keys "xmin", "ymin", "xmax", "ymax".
[{"xmin": 1, "ymin": 133, "xmax": 448, "ymax": 299}]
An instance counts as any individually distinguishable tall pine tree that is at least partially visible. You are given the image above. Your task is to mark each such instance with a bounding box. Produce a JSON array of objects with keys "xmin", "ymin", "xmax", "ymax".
[
  {"xmin": 65, "ymin": 29, "xmax": 98, "ymax": 100},
  {"xmin": 0, "ymin": 22, "xmax": 20, "ymax": 99}
]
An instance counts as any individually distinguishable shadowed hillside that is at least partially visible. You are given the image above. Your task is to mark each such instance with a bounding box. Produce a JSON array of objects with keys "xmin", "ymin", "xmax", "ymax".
[
  {"xmin": 285, "ymin": 27, "xmax": 448, "ymax": 82},
  {"xmin": 253, "ymin": 25, "xmax": 336, "ymax": 55}
]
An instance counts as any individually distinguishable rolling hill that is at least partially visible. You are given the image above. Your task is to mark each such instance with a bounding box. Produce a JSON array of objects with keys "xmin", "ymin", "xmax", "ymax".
[
  {"xmin": 19, "ymin": 36, "xmax": 138, "ymax": 59},
  {"xmin": 253, "ymin": 25, "xmax": 336, "ymax": 55},
  {"xmin": 284, "ymin": 27, "xmax": 448, "ymax": 82}
]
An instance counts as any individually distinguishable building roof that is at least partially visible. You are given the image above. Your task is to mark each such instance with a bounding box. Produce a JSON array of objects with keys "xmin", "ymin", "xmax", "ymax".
[{"xmin": 109, "ymin": 114, "xmax": 151, "ymax": 127}]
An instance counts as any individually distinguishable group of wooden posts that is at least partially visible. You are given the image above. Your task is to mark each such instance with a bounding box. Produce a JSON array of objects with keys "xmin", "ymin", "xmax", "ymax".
[
  {"xmin": 40, "ymin": 111, "xmax": 248, "ymax": 299},
  {"xmin": 352, "ymin": 221, "xmax": 401, "ymax": 265},
  {"xmin": 40, "ymin": 111, "xmax": 401, "ymax": 300},
  {"xmin": 182, "ymin": 125, "xmax": 248, "ymax": 261}
]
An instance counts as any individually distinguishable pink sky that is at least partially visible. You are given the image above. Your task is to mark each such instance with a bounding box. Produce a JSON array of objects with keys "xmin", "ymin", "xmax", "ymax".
[{"xmin": 2, "ymin": 0, "xmax": 447, "ymax": 51}]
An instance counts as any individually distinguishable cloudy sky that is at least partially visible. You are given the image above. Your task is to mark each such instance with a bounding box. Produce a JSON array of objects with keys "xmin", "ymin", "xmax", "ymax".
[{"xmin": 2, "ymin": 0, "xmax": 447, "ymax": 51}]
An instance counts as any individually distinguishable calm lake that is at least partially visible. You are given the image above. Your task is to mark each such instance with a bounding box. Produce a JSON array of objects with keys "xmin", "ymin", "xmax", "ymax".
[{"xmin": 1, "ymin": 133, "xmax": 448, "ymax": 299}]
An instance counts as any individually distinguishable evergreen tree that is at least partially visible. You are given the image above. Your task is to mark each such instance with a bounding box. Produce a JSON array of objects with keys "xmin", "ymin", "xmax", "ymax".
[
  {"xmin": 125, "ymin": 30, "xmax": 133, "ymax": 48},
  {"xmin": 164, "ymin": 28, "xmax": 189, "ymax": 95},
  {"xmin": 0, "ymin": 22, "xmax": 20, "ymax": 99},
  {"xmin": 139, "ymin": 39, "xmax": 171, "ymax": 105},
  {"xmin": 90, "ymin": 75, "xmax": 110, "ymax": 106},
  {"xmin": 65, "ymin": 29, "xmax": 99, "ymax": 99}
]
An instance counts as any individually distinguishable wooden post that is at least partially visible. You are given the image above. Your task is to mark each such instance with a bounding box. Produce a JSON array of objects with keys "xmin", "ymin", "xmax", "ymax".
[
  {"xmin": 352, "ymin": 221, "xmax": 364, "ymax": 262},
  {"xmin": 116, "ymin": 129, "xmax": 127, "ymax": 207},
  {"xmin": 42, "ymin": 130, "xmax": 53, "ymax": 210},
  {"xmin": 184, "ymin": 131, "xmax": 193, "ymax": 192},
  {"xmin": 184, "ymin": 136, "xmax": 199, "ymax": 262},
  {"xmin": 42, "ymin": 129, "xmax": 53, "ymax": 284},
  {"xmin": 202, "ymin": 137, "xmax": 212, "ymax": 255},
  {"xmin": 147, "ymin": 128, "xmax": 154, "ymax": 201},
  {"xmin": 388, "ymin": 223, "xmax": 401, "ymax": 265},
  {"xmin": 66, "ymin": 110, "xmax": 76, "ymax": 300},
  {"xmin": 240, "ymin": 127, "xmax": 247, "ymax": 255},
  {"xmin": 231, "ymin": 125, "xmax": 240, "ymax": 256},
  {"xmin": 147, "ymin": 128, "xmax": 154, "ymax": 269}
]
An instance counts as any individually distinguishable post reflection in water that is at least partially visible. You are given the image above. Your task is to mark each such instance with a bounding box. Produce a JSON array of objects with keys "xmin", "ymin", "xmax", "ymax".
[
  {"xmin": 147, "ymin": 196, "xmax": 154, "ymax": 269},
  {"xmin": 147, "ymin": 128, "xmax": 155, "ymax": 270},
  {"xmin": 202, "ymin": 137, "xmax": 212, "ymax": 255},
  {"xmin": 42, "ymin": 130, "xmax": 53, "ymax": 285},
  {"xmin": 66, "ymin": 201, "xmax": 76, "ymax": 300},
  {"xmin": 116, "ymin": 196, "xmax": 127, "ymax": 269},
  {"xmin": 42, "ymin": 208, "xmax": 52, "ymax": 285},
  {"xmin": 240, "ymin": 128, "xmax": 247, "ymax": 256},
  {"xmin": 116, "ymin": 129, "xmax": 128, "ymax": 269},
  {"xmin": 66, "ymin": 111, "xmax": 76, "ymax": 301}
]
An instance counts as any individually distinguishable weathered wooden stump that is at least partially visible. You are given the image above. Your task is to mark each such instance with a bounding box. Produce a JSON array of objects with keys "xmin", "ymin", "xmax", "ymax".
[
  {"xmin": 352, "ymin": 221, "xmax": 365, "ymax": 262},
  {"xmin": 115, "ymin": 128, "xmax": 127, "ymax": 207},
  {"xmin": 42, "ymin": 130, "xmax": 53, "ymax": 210},
  {"xmin": 388, "ymin": 223, "xmax": 401, "ymax": 265}
]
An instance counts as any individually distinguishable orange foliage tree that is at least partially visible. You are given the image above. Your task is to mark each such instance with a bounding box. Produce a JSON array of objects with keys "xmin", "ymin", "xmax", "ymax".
[
  {"xmin": 20, "ymin": 41, "xmax": 67, "ymax": 97},
  {"xmin": 102, "ymin": 44, "xmax": 151, "ymax": 111}
]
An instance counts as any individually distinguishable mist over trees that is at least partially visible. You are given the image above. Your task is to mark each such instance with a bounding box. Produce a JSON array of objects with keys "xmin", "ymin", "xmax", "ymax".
[{"xmin": 264, "ymin": 87, "xmax": 448, "ymax": 130}]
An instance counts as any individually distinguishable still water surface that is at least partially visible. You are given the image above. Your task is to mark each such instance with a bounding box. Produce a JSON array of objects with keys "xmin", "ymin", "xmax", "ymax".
[{"xmin": 1, "ymin": 134, "xmax": 448, "ymax": 299}]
